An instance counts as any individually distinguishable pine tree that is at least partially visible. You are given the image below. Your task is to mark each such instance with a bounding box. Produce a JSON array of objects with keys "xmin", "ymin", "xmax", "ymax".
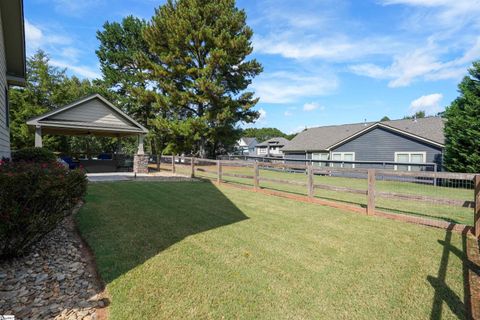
[
  {"xmin": 444, "ymin": 61, "xmax": 480, "ymax": 173},
  {"xmin": 141, "ymin": 0, "xmax": 262, "ymax": 157}
]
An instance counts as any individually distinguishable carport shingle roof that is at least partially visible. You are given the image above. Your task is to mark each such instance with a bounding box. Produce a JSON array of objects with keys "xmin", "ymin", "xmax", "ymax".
[
  {"xmin": 282, "ymin": 117, "xmax": 445, "ymax": 152},
  {"xmin": 257, "ymin": 137, "xmax": 290, "ymax": 147}
]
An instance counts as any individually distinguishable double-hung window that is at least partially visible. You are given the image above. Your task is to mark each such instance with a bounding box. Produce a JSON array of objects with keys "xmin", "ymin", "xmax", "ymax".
[
  {"xmin": 311, "ymin": 153, "xmax": 330, "ymax": 167},
  {"xmin": 331, "ymin": 152, "xmax": 355, "ymax": 168},
  {"xmin": 258, "ymin": 148, "xmax": 267, "ymax": 155},
  {"xmin": 394, "ymin": 152, "xmax": 426, "ymax": 171}
]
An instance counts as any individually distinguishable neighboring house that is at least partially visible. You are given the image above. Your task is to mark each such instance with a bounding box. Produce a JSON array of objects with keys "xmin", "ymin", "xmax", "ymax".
[
  {"xmin": 0, "ymin": 0, "xmax": 26, "ymax": 159},
  {"xmin": 281, "ymin": 117, "xmax": 445, "ymax": 171},
  {"xmin": 256, "ymin": 137, "xmax": 290, "ymax": 157},
  {"xmin": 234, "ymin": 137, "xmax": 258, "ymax": 155}
]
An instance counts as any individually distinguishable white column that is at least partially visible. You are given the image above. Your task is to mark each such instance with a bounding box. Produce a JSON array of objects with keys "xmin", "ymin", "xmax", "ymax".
[
  {"xmin": 35, "ymin": 126, "xmax": 42, "ymax": 148},
  {"xmin": 137, "ymin": 134, "xmax": 145, "ymax": 155}
]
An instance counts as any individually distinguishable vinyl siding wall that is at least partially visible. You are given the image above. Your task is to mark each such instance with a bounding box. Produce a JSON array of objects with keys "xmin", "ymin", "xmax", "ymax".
[
  {"xmin": 49, "ymin": 99, "xmax": 134, "ymax": 128},
  {"xmin": 284, "ymin": 127, "xmax": 443, "ymax": 169},
  {"xmin": 0, "ymin": 11, "xmax": 10, "ymax": 159}
]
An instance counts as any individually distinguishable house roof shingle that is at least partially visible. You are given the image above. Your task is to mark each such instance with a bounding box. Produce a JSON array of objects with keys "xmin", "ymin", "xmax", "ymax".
[
  {"xmin": 282, "ymin": 117, "xmax": 445, "ymax": 152},
  {"xmin": 257, "ymin": 137, "xmax": 290, "ymax": 147},
  {"xmin": 242, "ymin": 137, "xmax": 258, "ymax": 146}
]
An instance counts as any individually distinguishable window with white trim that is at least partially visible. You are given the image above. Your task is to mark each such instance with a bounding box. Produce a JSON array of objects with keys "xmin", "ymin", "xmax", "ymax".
[
  {"xmin": 331, "ymin": 152, "xmax": 355, "ymax": 168},
  {"xmin": 312, "ymin": 153, "xmax": 330, "ymax": 167},
  {"xmin": 394, "ymin": 152, "xmax": 426, "ymax": 171},
  {"xmin": 258, "ymin": 148, "xmax": 267, "ymax": 155}
]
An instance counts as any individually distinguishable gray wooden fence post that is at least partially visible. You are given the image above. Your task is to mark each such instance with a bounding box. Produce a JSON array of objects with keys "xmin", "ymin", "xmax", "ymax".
[
  {"xmin": 190, "ymin": 157, "xmax": 195, "ymax": 178},
  {"xmin": 367, "ymin": 169, "xmax": 376, "ymax": 216},
  {"xmin": 253, "ymin": 162, "xmax": 259, "ymax": 191},
  {"xmin": 171, "ymin": 155, "xmax": 176, "ymax": 174},
  {"xmin": 475, "ymin": 175, "xmax": 480, "ymax": 239},
  {"xmin": 217, "ymin": 160, "xmax": 222, "ymax": 184},
  {"xmin": 307, "ymin": 164, "xmax": 314, "ymax": 199}
]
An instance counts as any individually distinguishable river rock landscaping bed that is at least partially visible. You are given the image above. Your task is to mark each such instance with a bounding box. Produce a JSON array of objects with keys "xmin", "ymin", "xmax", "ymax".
[{"xmin": 0, "ymin": 211, "xmax": 108, "ymax": 320}]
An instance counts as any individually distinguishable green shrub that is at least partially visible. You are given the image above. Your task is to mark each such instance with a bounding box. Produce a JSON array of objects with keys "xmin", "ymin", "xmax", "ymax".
[
  {"xmin": 12, "ymin": 147, "xmax": 57, "ymax": 163},
  {"xmin": 0, "ymin": 161, "xmax": 87, "ymax": 258}
]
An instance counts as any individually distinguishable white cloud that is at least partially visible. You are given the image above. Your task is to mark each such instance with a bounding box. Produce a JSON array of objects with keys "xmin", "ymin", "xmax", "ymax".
[
  {"xmin": 50, "ymin": 60, "xmax": 101, "ymax": 79},
  {"xmin": 303, "ymin": 102, "xmax": 324, "ymax": 111},
  {"xmin": 52, "ymin": 0, "xmax": 104, "ymax": 16},
  {"xmin": 284, "ymin": 111, "xmax": 293, "ymax": 117},
  {"xmin": 254, "ymin": 34, "xmax": 403, "ymax": 62},
  {"xmin": 380, "ymin": 0, "xmax": 480, "ymax": 30},
  {"xmin": 409, "ymin": 93, "xmax": 444, "ymax": 115},
  {"xmin": 253, "ymin": 71, "xmax": 338, "ymax": 104},
  {"xmin": 350, "ymin": 37, "xmax": 479, "ymax": 87},
  {"xmin": 24, "ymin": 20, "xmax": 99, "ymax": 80},
  {"xmin": 258, "ymin": 108, "xmax": 267, "ymax": 121},
  {"xmin": 25, "ymin": 20, "xmax": 43, "ymax": 45},
  {"xmin": 24, "ymin": 20, "xmax": 72, "ymax": 52}
]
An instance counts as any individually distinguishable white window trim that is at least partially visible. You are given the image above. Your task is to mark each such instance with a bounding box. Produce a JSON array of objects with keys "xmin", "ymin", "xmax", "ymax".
[
  {"xmin": 311, "ymin": 152, "xmax": 330, "ymax": 166},
  {"xmin": 394, "ymin": 151, "xmax": 427, "ymax": 171},
  {"xmin": 330, "ymin": 152, "xmax": 355, "ymax": 168},
  {"xmin": 258, "ymin": 148, "xmax": 267, "ymax": 155}
]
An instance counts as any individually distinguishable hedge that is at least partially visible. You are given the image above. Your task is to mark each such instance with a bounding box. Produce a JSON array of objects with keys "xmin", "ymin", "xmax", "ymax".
[
  {"xmin": 0, "ymin": 160, "xmax": 87, "ymax": 258},
  {"xmin": 12, "ymin": 147, "xmax": 57, "ymax": 163}
]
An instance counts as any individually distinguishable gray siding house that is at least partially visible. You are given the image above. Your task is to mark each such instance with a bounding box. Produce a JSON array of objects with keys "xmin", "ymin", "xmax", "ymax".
[
  {"xmin": 282, "ymin": 117, "xmax": 445, "ymax": 171},
  {"xmin": 0, "ymin": 0, "xmax": 26, "ymax": 159},
  {"xmin": 234, "ymin": 137, "xmax": 258, "ymax": 155},
  {"xmin": 256, "ymin": 137, "xmax": 290, "ymax": 157}
]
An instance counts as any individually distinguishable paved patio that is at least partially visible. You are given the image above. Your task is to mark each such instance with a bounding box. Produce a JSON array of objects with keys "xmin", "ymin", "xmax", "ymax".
[{"xmin": 87, "ymin": 171, "xmax": 194, "ymax": 182}]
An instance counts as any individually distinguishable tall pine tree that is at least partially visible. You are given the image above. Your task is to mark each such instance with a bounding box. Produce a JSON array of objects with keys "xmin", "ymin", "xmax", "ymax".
[
  {"xmin": 141, "ymin": 0, "xmax": 262, "ymax": 157},
  {"xmin": 444, "ymin": 61, "xmax": 480, "ymax": 173}
]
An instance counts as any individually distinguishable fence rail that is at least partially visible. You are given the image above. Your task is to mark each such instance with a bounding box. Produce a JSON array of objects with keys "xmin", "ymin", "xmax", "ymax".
[{"xmin": 154, "ymin": 155, "xmax": 480, "ymax": 237}]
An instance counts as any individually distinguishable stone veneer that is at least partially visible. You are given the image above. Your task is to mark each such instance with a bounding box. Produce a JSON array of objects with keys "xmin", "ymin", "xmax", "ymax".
[{"xmin": 133, "ymin": 154, "xmax": 149, "ymax": 174}]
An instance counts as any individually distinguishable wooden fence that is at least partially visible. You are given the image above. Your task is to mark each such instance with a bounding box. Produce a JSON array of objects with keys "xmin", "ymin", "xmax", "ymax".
[{"xmin": 160, "ymin": 155, "xmax": 480, "ymax": 238}]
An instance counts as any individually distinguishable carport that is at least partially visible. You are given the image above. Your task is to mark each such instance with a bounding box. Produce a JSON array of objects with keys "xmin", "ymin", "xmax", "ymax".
[{"xmin": 26, "ymin": 94, "xmax": 149, "ymax": 173}]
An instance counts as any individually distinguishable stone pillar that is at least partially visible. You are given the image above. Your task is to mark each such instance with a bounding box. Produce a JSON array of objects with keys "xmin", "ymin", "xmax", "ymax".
[
  {"xmin": 137, "ymin": 134, "xmax": 145, "ymax": 155},
  {"xmin": 35, "ymin": 126, "xmax": 42, "ymax": 147},
  {"xmin": 134, "ymin": 154, "xmax": 149, "ymax": 174}
]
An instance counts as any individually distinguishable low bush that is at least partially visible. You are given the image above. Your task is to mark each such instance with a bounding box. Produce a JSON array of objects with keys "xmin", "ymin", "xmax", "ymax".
[
  {"xmin": 0, "ymin": 161, "xmax": 87, "ymax": 258},
  {"xmin": 12, "ymin": 147, "xmax": 57, "ymax": 163}
]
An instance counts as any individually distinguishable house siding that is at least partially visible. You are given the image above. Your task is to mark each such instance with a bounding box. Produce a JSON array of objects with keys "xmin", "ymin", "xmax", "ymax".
[
  {"xmin": 332, "ymin": 127, "xmax": 443, "ymax": 168},
  {"xmin": 284, "ymin": 127, "xmax": 443, "ymax": 169},
  {"xmin": 48, "ymin": 98, "xmax": 134, "ymax": 127},
  {"xmin": 0, "ymin": 10, "xmax": 10, "ymax": 159}
]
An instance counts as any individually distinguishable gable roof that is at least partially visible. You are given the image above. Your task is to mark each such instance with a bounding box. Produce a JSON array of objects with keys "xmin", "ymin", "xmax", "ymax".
[
  {"xmin": 1, "ymin": 0, "xmax": 26, "ymax": 86},
  {"xmin": 257, "ymin": 137, "xmax": 290, "ymax": 147},
  {"xmin": 238, "ymin": 137, "xmax": 258, "ymax": 147},
  {"xmin": 27, "ymin": 94, "xmax": 148, "ymax": 136},
  {"xmin": 282, "ymin": 117, "xmax": 445, "ymax": 152}
]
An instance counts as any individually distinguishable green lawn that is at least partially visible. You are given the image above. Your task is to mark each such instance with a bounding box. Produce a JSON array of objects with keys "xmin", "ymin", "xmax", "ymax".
[
  {"xmin": 183, "ymin": 164, "xmax": 474, "ymax": 225},
  {"xmin": 78, "ymin": 181, "xmax": 473, "ymax": 319}
]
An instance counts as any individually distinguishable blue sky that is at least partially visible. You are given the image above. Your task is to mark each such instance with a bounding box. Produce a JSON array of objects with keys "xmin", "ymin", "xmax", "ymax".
[{"xmin": 24, "ymin": 0, "xmax": 480, "ymax": 133}]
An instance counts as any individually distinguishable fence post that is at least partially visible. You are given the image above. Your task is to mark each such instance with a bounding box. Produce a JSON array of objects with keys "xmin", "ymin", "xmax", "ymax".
[
  {"xmin": 475, "ymin": 175, "xmax": 480, "ymax": 239},
  {"xmin": 307, "ymin": 164, "xmax": 314, "ymax": 199},
  {"xmin": 253, "ymin": 162, "xmax": 259, "ymax": 191},
  {"xmin": 171, "ymin": 155, "xmax": 176, "ymax": 174},
  {"xmin": 217, "ymin": 160, "xmax": 222, "ymax": 184},
  {"xmin": 367, "ymin": 169, "xmax": 376, "ymax": 216},
  {"xmin": 190, "ymin": 157, "xmax": 195, "ymax": 178}
]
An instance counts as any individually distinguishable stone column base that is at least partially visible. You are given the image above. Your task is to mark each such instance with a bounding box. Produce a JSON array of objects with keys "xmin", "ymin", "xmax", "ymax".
[{"xmin": 133, "ymin": 154, "xmax": 149, "ymax": 174}]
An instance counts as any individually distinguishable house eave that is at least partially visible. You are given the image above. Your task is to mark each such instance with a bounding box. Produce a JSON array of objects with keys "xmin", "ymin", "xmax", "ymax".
[{"xmin": 1, "ymin": 0, "xmax": 26, "ymax": 86}]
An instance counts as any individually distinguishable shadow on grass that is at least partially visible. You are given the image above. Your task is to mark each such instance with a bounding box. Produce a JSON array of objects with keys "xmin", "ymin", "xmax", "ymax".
[
  {"xmin": 76, "ymin": 180, "xmax": 248, "ymax": 284},
  {"xmin": 428, "ymin": 229, "xmax": 480, "ymax": 320}
]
